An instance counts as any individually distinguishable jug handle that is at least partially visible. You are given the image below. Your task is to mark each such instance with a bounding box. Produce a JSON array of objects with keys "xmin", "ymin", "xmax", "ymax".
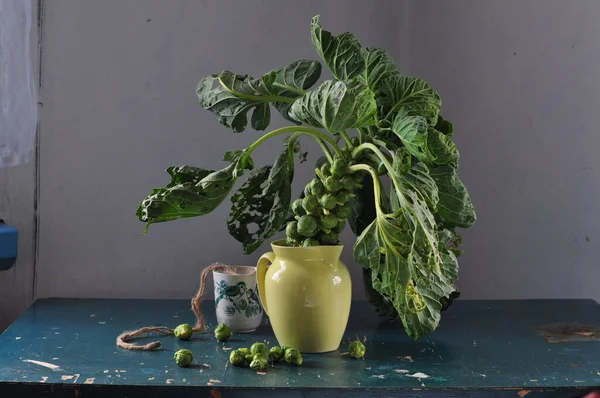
[{"xmin": 256, "ymin": 252, "xmax": 274, "ymax": 316}]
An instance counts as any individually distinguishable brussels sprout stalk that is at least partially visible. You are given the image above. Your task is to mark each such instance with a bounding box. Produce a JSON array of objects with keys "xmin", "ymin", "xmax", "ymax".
[{"xmin": 137, "ymin": 15, "xmax": 476, "ymax": 340}]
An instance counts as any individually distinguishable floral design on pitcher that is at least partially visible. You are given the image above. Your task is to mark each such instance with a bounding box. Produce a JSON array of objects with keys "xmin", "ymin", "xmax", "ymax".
[{"xmin": 215, "ymin": 281, "xmax": 262, "ymax": 318}]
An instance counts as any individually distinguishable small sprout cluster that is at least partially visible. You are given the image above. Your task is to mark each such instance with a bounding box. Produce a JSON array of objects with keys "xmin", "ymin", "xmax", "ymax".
[
  {"xmin": 174, "ymin": 349, "xmax": 193, "ymax": 367},
  {"xmin": 229, "ymin": 342, "xmax": 303, "ymax": 372},
  {"xmin": 214, "ymin": 323, "xmax": 232, "ymax": 342},
  {"xmin": 286, "ymin": 156, "xmax": 361, "ymax": 246},
  {"xmin": 348, "ymin": 340, "xmax": 366, "ymax": 359},
  {"xmin": 174, "ymin": 323, "xmax": 193, "ymax": 340}
]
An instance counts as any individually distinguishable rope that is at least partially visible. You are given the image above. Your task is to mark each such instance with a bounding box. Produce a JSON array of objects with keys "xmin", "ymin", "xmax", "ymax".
[{"xmin": 116, "ymin": 263, "xmax": 234, "ymax": 351}]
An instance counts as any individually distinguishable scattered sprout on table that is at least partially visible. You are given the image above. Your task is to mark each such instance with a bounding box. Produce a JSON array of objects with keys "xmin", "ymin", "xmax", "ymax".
[
  {"xmin": 268, "ymin": 346, "xmax": 284, "ymax": 362},
  {"xmin": 348, "ymin": 340, "xmax": 366, "ymax": 359},
  {"xmin": 173, "ymin": 323, "xmax": 193, "ymax": 340},
  {"xmin": 214, "ymin": 323, "xmax": 231, "ymax": 342},
  {"xmin": 174, "ymin": 349, "xmax": 193, "ymax": 367},
  {"xmin": 229, "ymin": 350, "xmax": 245, "ymax": 367},
  {"xmin": 250, "ymin": 342, "xmax": 268, "ymax": 356},
  {"xmin": 284, "ymin": 347, "xmax": 303, "ymax": 366}
]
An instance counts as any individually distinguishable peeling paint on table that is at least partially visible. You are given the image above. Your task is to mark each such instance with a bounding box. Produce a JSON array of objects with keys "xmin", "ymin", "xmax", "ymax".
[{"xmin": 0, "ymin": 299, "xmax": 599, "ymax": 397}]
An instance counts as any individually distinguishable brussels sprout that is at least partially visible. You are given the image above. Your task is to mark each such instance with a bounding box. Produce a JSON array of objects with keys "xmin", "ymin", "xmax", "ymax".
[
  {"xmin": 331, "ymin": 158, "xmax": 348, "ymax": 176},
  {"xmin": 319, "ymin": 231, "xmax": 339, "ymax": 245},
  {"xmin": 304, "ymin": 184, "xmax": 312, "ymax": 197},
  {"xmin": 284, "ymin": 347, "xmax": 303, "ymax": 366},
  {"xmin": 244, "ymin": 354, "xmax": 254, "ymax": 366},
  {"xmin": 320, "ymin": 214, "xmax": 339, "ymax": 230},
  {"xmin": 310, "ymin": 179, "xmax": 325, "ymax": 195},
  {"xmin": 348, "ymin": 340, "xmax": 366, "ymax": 359},
  {"xmin": 229, "ymin": 349, "xmax": 246, "ymax": 367},
  {"xmin": 320, "ymin": 194, "xmax": 337, "ymax": 211},
  {"xmin": 286, "ymin": 221, "xmax": 302, "ymax": 240},
  {"xmin": 286, "ymin": 237, "xmax": 300, "ymax": 247},
  {"xmin": 335, "ymin": 190, "xmax": 353, "ymax": 204},
  {"xmin": 324, "ymin": 176, "xmax": 342, "ymax": 193},
  {"xmin": 334, "ymin": 219, "xmax": 346, "ymax": 232},
  {"xmin": 291, "ymin": 199, "xmax": 305, "ymax": 216},
  {"xmin": 302, "ymin": 195, "xmax": 320, "ymax": 214},
  {"xmin": 297, "ymin": 215, "xmax": 318, "ymax": 237},
  {"xmin": 214, "ymin": 323, "xmax": 231, "ymax": 342},
  {"xmin": 268, "ymin": 346, "xmax": 285, "ymax": 362},
  {"xmin": 174, "ymin": 349, "xmax": 193, "ymax": 367},
  {"xmin": 302, "ymin": 238, "xmax": 320, "ymax": 247},
  {"xmin": 340, "ymin": 176, "xmax": 355, "ymax": 191},
  {"xmin": 335, "ymin": 203, "xmax": 352, "ymax": 219},
  {"xmin": 250, "ymin": 357, "xmax": 268, "ymax": 371},
  {"xmin": 320, "ymin": 162, "xmax": 332, "ymax": 177},
  {"xmin": 250, "ymin": 342, "xmax": 269, "ymax": 356},
  {"xmin": 238, "ymin": 347, "xmax": 251, "ymax": 356},
  {"xmin": 174, "ymin": 323, "xmax": 193, "ymax": 340},
  {"xmin": 281, "ymin": 345, "xmax": 293, "ymax": 353}
]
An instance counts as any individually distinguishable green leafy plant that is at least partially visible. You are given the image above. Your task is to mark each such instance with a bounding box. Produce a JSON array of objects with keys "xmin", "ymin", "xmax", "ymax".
[{"xmin": 137, "ymin": 15, "xmax": 476, "ymax": 339}]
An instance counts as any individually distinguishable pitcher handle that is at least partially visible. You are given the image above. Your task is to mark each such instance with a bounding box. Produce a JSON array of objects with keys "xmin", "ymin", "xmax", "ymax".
[{"xmin": 256, "ymin": 252, "xmax": 274, "ymax": 316}]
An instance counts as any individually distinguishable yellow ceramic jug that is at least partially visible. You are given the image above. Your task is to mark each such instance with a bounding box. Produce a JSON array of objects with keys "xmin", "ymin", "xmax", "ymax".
[{"xmin": 256, "ymin": 240, "xmax": 351, "ymax": 353}]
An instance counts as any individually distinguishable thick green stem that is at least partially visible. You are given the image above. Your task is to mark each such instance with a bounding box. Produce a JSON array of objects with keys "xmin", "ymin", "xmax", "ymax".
[
  {"xmin": 349, "ymin": 164, "xmax": 383, "ymax": 214},
  {"xmin": 352, "ymin": 143, "xmax": 407, "ymax": 208},
  {"xmin": 339, "ymin": 130, "xmax": 353, "ymax": 149},
  {"xmin": 288, "ymin": 131, "xmax": 333, "ymax": 164},
  {"xmin": 246, "ymin": 126, "xmax": 343, "ymax": 158}
]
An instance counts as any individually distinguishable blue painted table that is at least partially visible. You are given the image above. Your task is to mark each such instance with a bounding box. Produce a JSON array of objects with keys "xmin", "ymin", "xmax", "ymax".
[{"xmin": 0, "ymin": 299, "xmax": 599, "ymax": 397}]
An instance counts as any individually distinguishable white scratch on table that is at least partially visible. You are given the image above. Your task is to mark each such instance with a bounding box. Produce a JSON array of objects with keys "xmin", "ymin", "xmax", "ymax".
[
  {"xmin": 183, "ymin": 378, "xmax": 187, "ymax": 382},
  {"xmin": 365, "ymin": 367, "xmax": 371, "ymax": 370},
  {"xmin": 477, "ymin": 373, "xmax": 487, "ymax": 378},
  {"xmin": 165, "ymin": 370, "xmax": 168, "ymax": 373},
  {"xmin": 139, "ymin": 362, "xmax": 144, "ymax": 365},
  {"xmin": 148, "ymin": 377, "xmax": 155, "ymax": 381},
  {"xmin": 52, "ymin": 357, "xmax": 58, "ymax": 360},
  {"xmin": 42, "ymin": 337, "xmax": 46, "ymax": 339},
  {"xmin": 98, "ymin": 321, "xmax": 106, "ymax": 324},
  {"xmin": 329, "ymin": 373, "xmax": 335, "ymax": 376},
  {"xmin": 371, "ymin": 375, "xmax": 385, "ymax": 379},
  {"xmin": 103, "ymin": 370, "xmax": 109, "ymax": 373},
  {"xmin": 257, "ymin": 371, "xmax": 266, "ymax": 375},
  {"xmin": 575, "ymin": 380, "xmax": 585, "ymax": 383},
  {"xmin": 393, "ymin": 369, "xmax": 409, "ymax": 374},
  {"xmin": 222, "ymin": 346, "xmax": 232, "ymax": 351},
  {"xmin": 84, "ymin": 378, "xmax": 95, "ymax": 384},
  {"xmin": 23, "ymin": 359, "xmax": 60, "ymax": 370},
  {"xmin": 530, "ymin": 379, "xmax": 538, "ymax": 382},
  {"xmin": 473, "ymin": 340, "xmax": 477, "ymax": 347},
  {"xmin": 90, "ymin": 314, "xmax": 96, "ymax": 317},
  {"xmin": 54, "ymin": 332, "xmax": 60, "ymax": 335},
  {"xmin": 72, "ymin": 374, "xmax": 80, "ymax": 383},
  {"xmin": 15, "ymin": 337, "xmax": 21, "ymax": 340},
  {"xmin": 397, "ymin": 356, "xmax": 414, "ymax": 362},
  {"xmin": 61, "ymin": 375, "xmax": 74, "ymax": 381},
  {"xmin": 40, "ymin": 376, "xmax": 48, "ymax": 383},
  {"xmin": 406, "ymin": 372, "xmax": 430, "ymax": 379},
  {"xmin": 166, "ymin": 379, "xmax": 174, "ymax": 384},
  {"xmin": 119, "ymin": 370, "xmax": 126, "ymax": 373}
]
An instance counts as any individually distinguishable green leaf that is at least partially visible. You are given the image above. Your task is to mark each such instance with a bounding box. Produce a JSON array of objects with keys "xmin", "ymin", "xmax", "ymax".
[
  {"xmin": 435, "ymin": 114, "xmax": 454, "ymax": 137},
  {"xmin": 165, "ymin": 166, "xmax": 213, "ymax": 187},
  {"xmin": 227, "ymin": 146, "xmax": 295, "ymax": 254},
  {"xmin": 274, "ymin": 60, "xmax": 322, "ymax": 95},
  {"xmin": 311, "ymin": 15, "xmax": 364, "ymax": 81},
  {"xmin": 359, "ymin": 47, "xmax": 398, "ymax": 90},
  {"xmin": 353, "ymin": 188, "xmax": 457, "ymax": 339},
  {"xmin": 377, "ymin": 74, "xmax": 441, "ymax": 125},
  {"xmin": 391, "ymin": 110, "xmax": 429, "ymax": 161},
  {"xmin": 197, "ymin": 60, "xmax": 322, "ymax": 132},
  {"xmin": 393, "ymin": 152, "xmax": 439, "ymax": 210},
  {"xmin": 429, "ymin": 165, "xmax": 476, "ymax": 228},
  {"xmin": 426, "ymin": 129, "xmax": 459, "ymax": 166},
  {"xmin": 289, "ymin": 80, "xmax": 376, "ymax": 133},
  {"xmin": 137, "ymin": 163, "xmax": 240, "ymax": 226}
]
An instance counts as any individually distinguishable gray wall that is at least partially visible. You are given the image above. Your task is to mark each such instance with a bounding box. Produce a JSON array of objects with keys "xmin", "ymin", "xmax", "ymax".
[
  {"xmin": 0, "ymin": 0, "xmax": 39, "ymax": 331},
  {"xmin": 2, "ymin": 0, "xmax": 597, "ymax": 317}
]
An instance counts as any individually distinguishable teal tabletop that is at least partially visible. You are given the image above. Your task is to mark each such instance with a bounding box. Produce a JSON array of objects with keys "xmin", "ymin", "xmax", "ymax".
[{"xmin": 0, "ymin": 299, "xmax": 599, "ymax": 397}]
